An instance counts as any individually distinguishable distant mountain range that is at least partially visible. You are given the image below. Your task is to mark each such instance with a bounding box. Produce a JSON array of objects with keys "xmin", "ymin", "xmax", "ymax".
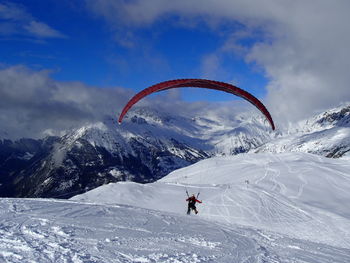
[
  {"xmin": 1, "ymin": 104, "xmax": 349, "ymax": 198},
  {"xmin": 255, "ymin": 104, "xmax": 350, "ymax": 157}
]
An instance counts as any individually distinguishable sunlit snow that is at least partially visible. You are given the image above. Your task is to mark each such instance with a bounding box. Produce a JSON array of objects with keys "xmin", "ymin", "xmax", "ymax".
[{"xmin": 1, "ymin": 152, "xmax": 350, "ymax": 262}]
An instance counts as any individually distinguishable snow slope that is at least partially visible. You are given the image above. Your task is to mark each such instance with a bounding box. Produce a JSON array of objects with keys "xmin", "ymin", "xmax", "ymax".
[
  {"xmin": 1, "ymin": 198, "xmax": 350, "ymax": 263},
  {"xmin": 74, "ymin": 153, "xmax": 350, "ymax": 249},
  {"xmin": 2, "ymin": 152, "xmax": 350, "ymax": 262}
]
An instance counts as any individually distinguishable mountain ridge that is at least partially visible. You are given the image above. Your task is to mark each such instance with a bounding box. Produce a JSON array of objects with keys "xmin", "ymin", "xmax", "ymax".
[{"xmin": 1, "ymin": 103, "xmax": 349, "ymax": 198}]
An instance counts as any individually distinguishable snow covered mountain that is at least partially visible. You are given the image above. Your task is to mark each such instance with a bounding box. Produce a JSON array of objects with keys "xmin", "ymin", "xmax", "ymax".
[
  {"xmin": 2, "ymin": 103, "xmax": 350, "ymax": 199},
  {"xmin": 1, "ymin": 152, "xmax": 350, "ymax": 262},
  {"xmin": 255, "ymin": 104, "xmax": 350, "ymax": 157},
  {"xmin": 0, "ymin": 107, "xmax": 273, "ymax": 198}
]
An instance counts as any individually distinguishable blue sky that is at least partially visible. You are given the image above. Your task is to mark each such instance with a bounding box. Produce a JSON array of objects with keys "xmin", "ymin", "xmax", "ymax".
[
  {"xmin": 0, "ymin": 0, "xmax": 268, "ymax": 102},
  {"xmin": 1, "ymin": 0, "xmax": 349, "ymax": 138}
]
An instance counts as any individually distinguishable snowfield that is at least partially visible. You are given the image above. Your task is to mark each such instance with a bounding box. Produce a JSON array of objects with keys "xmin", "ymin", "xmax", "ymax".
[{"xmin": 2, "ymin": 152, "xmax": 350, "ymax": 262}]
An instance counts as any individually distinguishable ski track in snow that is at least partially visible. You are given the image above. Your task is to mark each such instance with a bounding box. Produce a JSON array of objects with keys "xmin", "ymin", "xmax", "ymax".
[
  {"xmin": 2, "ymin": 152, "xmax": 350, "ymax": 262},
  {"xmin": 1, "ymin": 198, "xmax": 350, "ymax": 263},
  {"xmin": 83, "ymin": 153, "xmax": 350, "ymax": 248},
  {"xmin": 0, "ymin": 199, "xmax": 270, "ymax": 263}
]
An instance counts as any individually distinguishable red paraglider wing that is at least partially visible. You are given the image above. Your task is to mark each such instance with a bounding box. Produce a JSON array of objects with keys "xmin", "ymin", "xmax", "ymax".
[{"xmin": 118, "ymin": 79, "xmax": 275, "ymax": 130}]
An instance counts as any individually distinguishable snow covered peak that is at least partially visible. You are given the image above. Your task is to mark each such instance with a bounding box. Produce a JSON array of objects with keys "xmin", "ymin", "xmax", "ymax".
[
  {"xmin": 57, "ymin": 105, "xmax": 276, "ymax": 158},
  {"xmin": 4, "ymin": 103, "xmax": 350, "ymax": 199},
  {"xmin": 313, "ymin": 104, "xmax": 350, "ymax": 128},
  {"xmin": 255, "ymin": 103, "xmax": 350, "ymax": 158},
  {"xmin": 287, "ymin": 103, "xmax": 350, "ymax": 133}
]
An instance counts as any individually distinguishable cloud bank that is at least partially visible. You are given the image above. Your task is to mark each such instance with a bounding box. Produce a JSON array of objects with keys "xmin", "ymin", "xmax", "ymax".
[
  {"xmin": 0, "ymin": 66, "xmax": 254, "ymax": 139},
  {"xmin": 0, "ymin": 66, "xmax": 131, "ymax": 139},
  {"xmin": 86, "ymin": 0, "xmax": 350, "ymax": 125}
]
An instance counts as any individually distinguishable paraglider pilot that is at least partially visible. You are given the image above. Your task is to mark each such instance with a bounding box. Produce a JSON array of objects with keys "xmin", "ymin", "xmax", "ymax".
[{"xmin": 186, "ymin": 194, "xmax": 202, "ymax": 215}]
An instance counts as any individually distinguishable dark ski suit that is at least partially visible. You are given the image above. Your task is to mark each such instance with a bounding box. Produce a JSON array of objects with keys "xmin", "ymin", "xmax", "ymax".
[{"xmin": 186, "ymin": 195, "xmax": 202, "ymax": 214}]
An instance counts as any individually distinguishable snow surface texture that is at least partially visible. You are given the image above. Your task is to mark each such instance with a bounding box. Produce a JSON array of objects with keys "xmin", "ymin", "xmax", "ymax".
[
  {"xmin": 2, "ymin": 198, "xmax": 349, "ymax": 263},
  {"xmin": 2, "ymin": 152, "xmax": 350, "ymax": 262},
  {"xmin": 71, "ymin": 152, "xmax": 350, "ymax": 262}
]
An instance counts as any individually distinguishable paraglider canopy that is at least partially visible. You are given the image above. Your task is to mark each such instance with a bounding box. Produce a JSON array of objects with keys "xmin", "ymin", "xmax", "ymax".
[{"xmin": 118, "ymin": 79, "xmax": 275, "ymax": 130}]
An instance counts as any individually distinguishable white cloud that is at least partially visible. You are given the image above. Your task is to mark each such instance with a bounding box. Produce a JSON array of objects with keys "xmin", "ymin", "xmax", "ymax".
[
  {"xmin": 86, "ymin": 0, "xmax": 350, "ymax": 126},
  {"xmin": 201, "ymin": 53, "xmax": 221, "ymax": 79},
  {"xmin": 0, "ymin": 1, "xmax": 29, "ymax": 21},
  {"xmin": 0, "ymin": 1, "xmax": 66, "ymax": 39},
  {"xmin": 24, "ymin": 21, "xmax": 66, "ymax": 39},
  {"xmin": 0, "ymin": 65, "xmax": 253, "ymax": 139},
  {"xmin": 0, "ymin": 65, "xmax": 131, "ymax": 139}
]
